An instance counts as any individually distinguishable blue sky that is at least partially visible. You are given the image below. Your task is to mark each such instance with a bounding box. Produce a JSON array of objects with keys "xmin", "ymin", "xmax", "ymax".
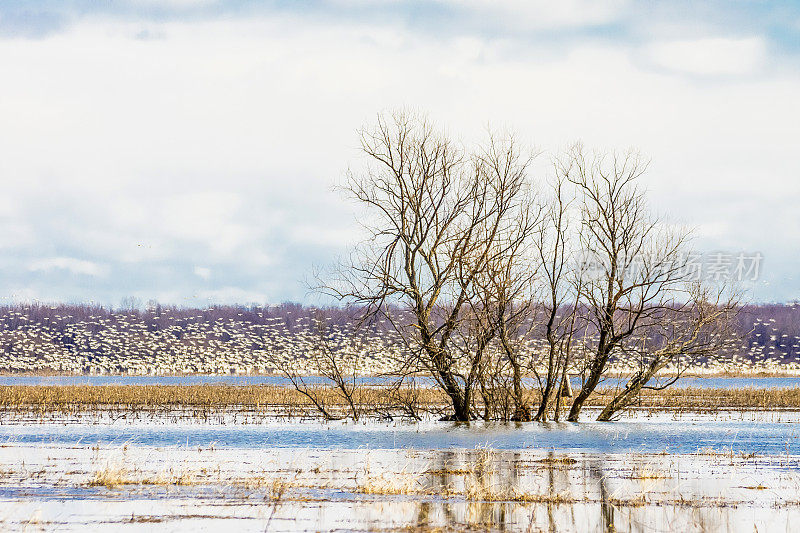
[{"xmin": 0, "ymin": 0, "xmax": 798, "ymax": 306}]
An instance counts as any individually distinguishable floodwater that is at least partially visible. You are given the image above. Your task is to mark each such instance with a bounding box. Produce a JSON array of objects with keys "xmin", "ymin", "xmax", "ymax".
[
  {"xmin": 3, "ymin": 374, "xmax": 800, "ymax": 389},
  {"xmin": 1, "ymin": 413, "xmax": 799, "ymax": 531},
  {"xmin": 1, "ymin": 412, "xmax": 799, "ymax": 455}
]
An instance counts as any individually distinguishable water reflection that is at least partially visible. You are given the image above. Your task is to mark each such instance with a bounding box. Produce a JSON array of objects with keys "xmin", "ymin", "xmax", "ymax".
[
  {"xmin": 307, "ymin": 447, "xmax": 798, "ymax": 532},
  {"xmin": 0, "ymin": 419, "xmax": 798, "ymax": 531},
  {"xmin": 0, "ymin": 442, "xmax": 796, "ymax": 532}
]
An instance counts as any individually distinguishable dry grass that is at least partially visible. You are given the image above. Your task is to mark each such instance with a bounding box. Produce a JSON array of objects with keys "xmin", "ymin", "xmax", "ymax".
[
  {"xmin": 354, "ymin": 472, "xmax": 577, "ymax": 503},
  {"xmin": 0, "ymin": 384, "xmax": 445, "ymax": 416},
  {"xmin": 425, "ymin": 468, "xmax": 473, "ymax": 476},
  {"xmin": 358, "ymin": 473, "xmax": 426, "ymax": 496},
  {"xmin": 591, "ymin": 386, "xmax": 800, "ymax": 412},
  {"xmin": 627, "ymin": 465, "xmax": 668, "ymax": 480},
  {"xmin": 89, "ymin": 462, "xmax": 199, "ymax": 488},
  {"xmin": 0, "ymin": 384, "xmax": 799, "ymax": 416},
  {"xmin": 89, "ymin": 464, "xmax": 134, "ymax": 488},
  {"xmin": 535, "ymin": 456, "xmax": 577, "ymax": 466}
]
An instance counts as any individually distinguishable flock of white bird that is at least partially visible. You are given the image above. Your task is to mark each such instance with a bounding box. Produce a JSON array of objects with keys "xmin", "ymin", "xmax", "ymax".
[{"xmin": 0, "ymin": 305, "xmax": 797, "ymax": 376}]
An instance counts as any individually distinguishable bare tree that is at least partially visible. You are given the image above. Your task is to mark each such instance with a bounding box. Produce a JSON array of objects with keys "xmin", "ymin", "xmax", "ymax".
[
  {"xmin": 328, "ymin": 115, "xmax": 744, "ymax": 423},
  {"xmin": 334, "ymin": 112, "xmax": 538, "ymax": 421},
  {"xmin": 562, "ymin": 144, "xmax": 693, "ymax": 421},
  {"xmin": 465, "ymin": 133, "xmax": 542, "ymax": 421},
  {"xmin": 267, "ymin": 312, "xmax": 367, "ymax": 420},
  {"xmin": 531, "ymin": 173, "xmax": 580, "ymax": 421},
  {"xmin": 596, "ymin": 283, "xmax": 740, "ymax": 420}
]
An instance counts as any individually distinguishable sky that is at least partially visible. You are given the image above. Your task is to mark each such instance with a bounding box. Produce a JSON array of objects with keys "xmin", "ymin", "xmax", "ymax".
[{"xmin": 0, "ymin": 0, "xmax": 798, "ymax": 307}]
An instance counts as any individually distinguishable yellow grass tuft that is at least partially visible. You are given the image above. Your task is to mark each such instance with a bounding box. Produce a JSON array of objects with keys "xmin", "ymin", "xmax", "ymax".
[{"xmin": 89, "ymin": 464, "xmax": 135, "ymax": 488}]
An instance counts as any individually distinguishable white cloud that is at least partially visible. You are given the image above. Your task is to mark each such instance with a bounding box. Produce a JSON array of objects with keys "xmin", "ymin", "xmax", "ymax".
[
  {"xmin": 194, "ymin": 266, "xmax": 211, "ymax": 281},
  {"xmin": 29, "ymin": 257, "xmax": 109, "ymax": 277},
  {"xmin": 0, "ymin": 12, "xmax": 796, "ymax": 303},
  {"xmin": 196, "ymin": 287, "xmax": 270, "ymax": 305},
  {"xmin": 436, "ymin": 0, "xmax": 629, "ymax": 30},
  {"xmin": 646, "ymin": 37, "xmax": 767, "ymax": 76},
  {"xmin": 290, "ymin": 224, "xmax": 364, "ymax": 248},
  {"xmin": 128, "ymin": 0, "xmax": 216, "ymax": 6},
  {"xmin": 161, "ymin": 192, "xmax": 250, "ymax": 255},
  {"xmin": 193, "ymin": 266, "xmax": 211, "ymax": 280}
]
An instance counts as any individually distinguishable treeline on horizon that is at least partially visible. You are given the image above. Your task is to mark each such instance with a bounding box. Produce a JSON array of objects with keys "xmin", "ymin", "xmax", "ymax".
[{"xmin": 0, "ymin": 301, "xmax": 799, "ymax": 364}]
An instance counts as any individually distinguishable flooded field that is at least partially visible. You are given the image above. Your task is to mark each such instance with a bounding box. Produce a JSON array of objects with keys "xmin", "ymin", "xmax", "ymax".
[{"xmin": 1, "ymin": 412, "xmax": 799, "ymax": 531}]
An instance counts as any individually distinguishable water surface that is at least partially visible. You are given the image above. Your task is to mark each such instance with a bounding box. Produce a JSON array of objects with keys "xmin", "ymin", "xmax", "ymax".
[
  {"xmin": 3, "ymin": 374, "xmax": 800, "ymax": 389},
  {"xmin": 2, "ymin": 415, "xmax": 798, "ymax": 455}
]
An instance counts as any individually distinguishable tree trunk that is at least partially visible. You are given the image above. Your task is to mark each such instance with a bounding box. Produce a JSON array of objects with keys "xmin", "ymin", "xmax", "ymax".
[
  {"xmin": 560, "ymin": 375, "xmax": 573, "ymax": 397},
  {"xmin": 597, "ymin": 360, "xmax": 663, "ymax": 421},
  {"xmin": 597, "ymin": 380, "xmax": 643, "ymax": 421},
  {"xmin": 452, "ymin": 395, "xmax": 471, "ymax": 421},
  {"xmin": 479, "ymin": 378, "xmax": 492, "ymax": 421},
  {"xmin": 533, "ymin": 342, "xmax": 559, "ymax": 422},
  {"xmin": 566, "ymin": 388, "xmax": 589, "ymax": 421},
  {"xmin": 446, "ymin": 383, "xmax": 472, "ymax": 421},
  {"xmin": 510, "ymin": 358, "xmax": 531, "ymax": 421},
  {"xmin": 567, "ymin": 353, "xmax": 608, "ymax": 421}
]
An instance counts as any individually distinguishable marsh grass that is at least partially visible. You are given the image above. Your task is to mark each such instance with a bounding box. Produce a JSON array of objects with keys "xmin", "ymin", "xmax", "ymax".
[
  {"xmin": 89, "ymin": 461, "xmax": 199, "ymax": 488},
  {"xmin": 358, "ymin": 473, "xmax": 425, "ymax": 496},
  {"xmin": 354, "ymin": 473, "xmax": 576, "ymax": 503},
  {"xmin": 81, "ymin": 459, "xmax": 761, "ymax": 508},
  {"xmin": 89, "ymin": 464, "xmax": 133, "ymax": 488},
  {"xmin": 425, "ymin": 468, "xmax": 473, "ymax": 476},
  {"xmin": 534, "ymin": 456, "xmax": 577, "ymax": 466},
  {"xmin": 0, "ymin": 384, "xmax": 444, "ymax": 417},
  {"xmin": 742, "ymin": 484, "xmax": 769, "ymax": 490},
  {"xmin": 596, "ymin": 386, "xmax": 800, "ymax": 412},
  {"xmin": 2, "ymin": 384, "xmax": 799, "ymax": 418},
  {"xmin": 627, "ymin": 465, "xmax": 668, "ymax": 480}
]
